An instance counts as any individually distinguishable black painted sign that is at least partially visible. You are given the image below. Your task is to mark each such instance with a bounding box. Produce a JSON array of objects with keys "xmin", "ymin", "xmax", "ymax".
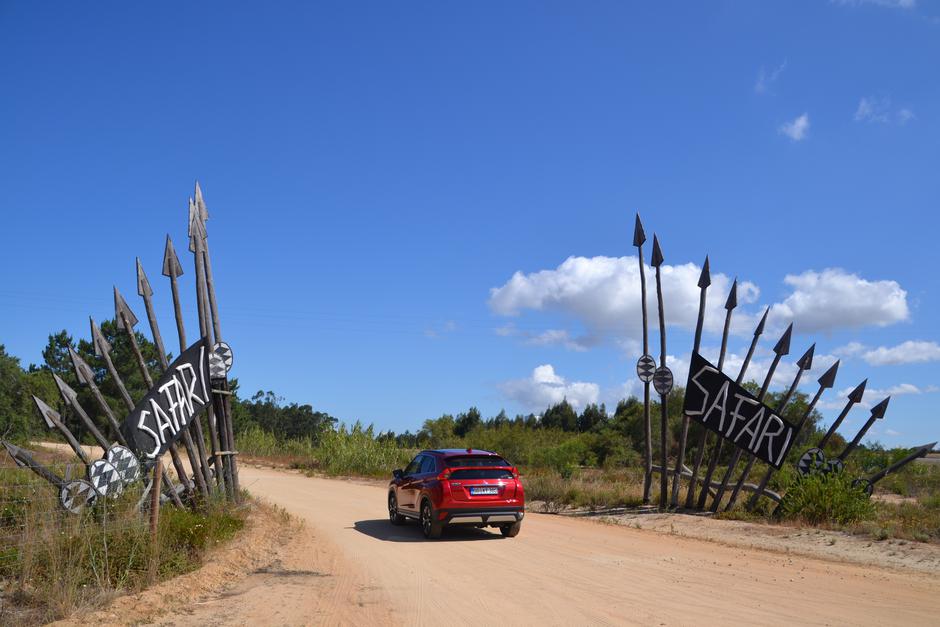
[
  {"xmin": 121, "ymin": 339, "xmax": 212, "ymax": 461},
  {"xmin": 683, "ymin": 352, "xmax": 796, "ymax": 469}
]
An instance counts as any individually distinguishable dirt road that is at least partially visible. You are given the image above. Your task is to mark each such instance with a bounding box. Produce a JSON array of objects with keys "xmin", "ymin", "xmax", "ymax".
[{"xmin": 170, "ymin": 465, "xmax": 938, "ymax": 626}]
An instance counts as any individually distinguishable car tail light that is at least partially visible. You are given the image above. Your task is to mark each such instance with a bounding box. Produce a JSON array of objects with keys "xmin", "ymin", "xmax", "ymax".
[
  {"xmin": 438, "ymin": 470, "xmax": 451, "ymax": 481},
  {"xmin": 512, "ymin": 467, "xmax": 519, "ymax": 479}
]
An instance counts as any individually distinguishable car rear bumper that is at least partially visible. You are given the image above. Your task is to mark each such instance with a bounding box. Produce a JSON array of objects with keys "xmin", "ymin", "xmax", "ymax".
[{"xmin": 438, "ymin": 506, "xmax": 525, "ymax": 525}]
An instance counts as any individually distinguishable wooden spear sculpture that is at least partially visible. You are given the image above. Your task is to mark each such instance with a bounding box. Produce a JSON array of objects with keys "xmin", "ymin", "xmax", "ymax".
[
  {"xmin": 31, "ymin": 396, "xmax": 91, "ymax": 464},
  {"xmin": 136, "ymin": 260, "xmax": 209, "ymax": 498},
  {"xmin": 194, "ymin": 183, "xmax": 240, "ymax": 496},
  {"xmin": 188, "ymin": 201, "xmax": 229, "ymax": 494},
  {"xmin": 163, "ymin": 235, "xmax": 214, "ymax": 491},
  {"xmin": 696, "ymin": 302, "xmax": 766, "ymax": 510},
  {"xmin": 633, "ymin": 214, "xmax": 654, "ymax": 504},
  {"xmin": 670, "ymin": 256, "xmax": 710, "ymax": 507},
  {"xmin": 746, "ymin": 359, "xmax": 840, "ymax": 510},
  {"xmin": 114, "ymin": 287, "xmax": 194, "ymax": 502},
  {"xmin": 90, "ymin": 317, "xmax": 184, "ymax": 508},
  {"xmin": 725, "ymin": 342, "xmax": 815, "ymax": 510},
  {"xmin": 650, "ymin": 235, "xmax": 671, "ymax": 509},
  {"xmin": 686, "ymin": 278, "xmax": 738, "ymax": 508},
  {"xmin": 816, "ymin": 379, "xmax": 868, "ymax": 450},
  {"xmin": 710, "ymin": 322, "xmax": 792, "ymax": 511}
]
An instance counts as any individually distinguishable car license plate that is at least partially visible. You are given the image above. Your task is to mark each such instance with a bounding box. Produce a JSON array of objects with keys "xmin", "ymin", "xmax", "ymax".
[{"xmin": 470, "ymin": 486, "xmax": 499, "ymax": 495}]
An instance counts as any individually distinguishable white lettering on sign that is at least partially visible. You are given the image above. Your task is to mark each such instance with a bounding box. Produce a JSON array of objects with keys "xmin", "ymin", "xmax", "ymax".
[{"xmin": 127, "ymin": 341, "xmax": 211, "ymax": 460}]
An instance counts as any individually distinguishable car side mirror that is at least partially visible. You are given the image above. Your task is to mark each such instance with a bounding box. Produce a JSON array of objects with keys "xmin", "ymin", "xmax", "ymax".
[{"xmin": 392, "ymin": 469, "xmax": 403, "ymax": 480}]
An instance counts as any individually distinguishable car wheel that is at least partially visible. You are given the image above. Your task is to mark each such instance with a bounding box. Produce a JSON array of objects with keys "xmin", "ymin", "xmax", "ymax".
[
  {"xmin": 500, "ymin": 521, "xmax": 521, "ymax": 537},
  {"xmin": 388, "ymin": 493, "xmax": 405, "ymax": 525},
  {"xmin": 420, "ymin": 500, "xmax": 442, "ymax": 539}
]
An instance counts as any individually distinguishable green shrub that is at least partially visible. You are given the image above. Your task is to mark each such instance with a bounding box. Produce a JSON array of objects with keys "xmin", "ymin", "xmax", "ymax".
[{"xmin": 780, "ymin": 472, "xmax": 875, "ymax": 525}]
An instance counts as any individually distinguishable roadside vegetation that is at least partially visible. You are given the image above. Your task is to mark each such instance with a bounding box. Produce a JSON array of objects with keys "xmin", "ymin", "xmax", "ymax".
[{"xmin": 0, "ymin": 452, "xmax": 246, "ymax": 625}]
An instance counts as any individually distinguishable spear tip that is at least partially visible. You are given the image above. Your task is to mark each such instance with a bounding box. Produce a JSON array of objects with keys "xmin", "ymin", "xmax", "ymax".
[
  {"xmin": 817, "ymin": 359, "xmax": 840, "ymax": 389},
  {"xmin": 89, "ymin": 317, "xmax": 111, "ymax": 356},
  {"xmin": 136, "ymin": 258, "xmax": 153, "ymax": 297},
  {"xmin": 796, "ymin": 343, "xmax": 816, "ymax": 370},
  {"xmin": 871, "ymin": 396, "xmax": 890, "ymax": 419},
  {"xmin": 632, "ymin": 213, "xmax": 647, "ymax": 247},
  {"xmin": 848, "ymin": 378, "xmax": 868, "ymax": 403},
  {"xmin": 754, "ymin": 306, "xmax": 770, "ymax": 336},
  {"xmin": 67, "ymin": 346, "xmax": 91, "ymax": 385},
  {"xmin": 51, "ymin": 373, "xmax": 77, "ymax": 401},
  {"xmin": 114, "ymin": 286, "xmax": 139, "ymax": 330},
  {"xmin": 773, "ymin": 322, "xmax": 793, "ymax": 356},
  {"xmin": 651, "ymin": 234, "xmax": 664, "ymax": 267},
  {"xmin": 32, "ymin": 395, "xmax": 59, "ymax": 429},
  {"xmin": 698, "ymin": 256, "xmax": 711, "ymax": 288},
  {"xmin": 725, "ymin": 278, "xmax": 738, "ymax": 310},
  {"xmin": 162, "ymin": 235, "xmax": 184, "ymax": 278}
]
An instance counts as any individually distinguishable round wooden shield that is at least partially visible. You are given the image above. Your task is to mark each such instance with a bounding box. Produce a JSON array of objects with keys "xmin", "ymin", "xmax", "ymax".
[
  {"xmin": 652, "ymin": 366, "xmax": 674, "ymax": 396},
  {"xmin": 209, "ymin": 341, "xmax": 234, "ymax": 379},
  {"xmin": 636, "ymin": 354, "xmax": 656, "ymax": 383},
  {"xmin": 797, "ymin": 448, "xmax": 827, "ymax": 476},
  {"xmin": 106, "ymin": 444, "xmax": 141, "ymax": 485},
  {"xmin": 826, "ymin": 458, "xmax": 844, "ymax": 475},
  {"xmin": 60, "ymin": 480, "xmax": 97, "ymax": 514},
  {"xmin": 88, "ymin": 459, "xmax": 124, "ymax": 498}
]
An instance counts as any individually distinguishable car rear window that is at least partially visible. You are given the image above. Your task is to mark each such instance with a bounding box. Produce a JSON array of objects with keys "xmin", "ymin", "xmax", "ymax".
[
  {"xmin": 445, "ymin": 456, "xmax": 511, "ymax": 468},
  {"xmin": 449, "ymin": 468, "xmax": 514, "ymax": 480}
]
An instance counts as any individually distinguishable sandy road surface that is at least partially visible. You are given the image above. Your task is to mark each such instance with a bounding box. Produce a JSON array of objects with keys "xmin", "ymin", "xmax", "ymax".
[{"xmin": 202, "ymin": 465, "xmax": 940, "ymax": 627}]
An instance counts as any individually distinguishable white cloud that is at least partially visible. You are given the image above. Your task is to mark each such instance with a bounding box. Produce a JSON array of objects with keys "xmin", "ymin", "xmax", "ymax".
[
  {"xmin": 499, "ymin": 364, "xmax": 599, "ymax": 411},
  {"xmin": 779, "ymin": 113, "xmax": 810, "ymax": 141},
  {"xmin": 834, "ymin": 341, "xmax": 868, "ymax": 358},
  {"xmin": 490, "ymin": 260, "xmax": 910, "ymax": 349},
  {"xmin": 769, "ymin": 269, "xmax": 908, "ymax": 333},
  {"xmin": 832, "ymin": 0, "xmax": 915, "ymax": 9},
  {"xmin": 861, "ymin": 341, "xmax": 940, "ymax": 366},
  {"xmin": 755, "ymin": 59, "xmax": 787, "ymax": 94},
  {"xmin": 885, "ymin": 428, "xmax": 902, "ymax": 437},
  {"xmin": 855, "ymin": 96, "xmax": 915, "ymax": 124},
  {"xmin": 833, "ymin": 382, "xmax": 937, "ymax": 408},
  {"xmin": 489, "ymin": 255, "xmax": 760, "ymax": 342}
]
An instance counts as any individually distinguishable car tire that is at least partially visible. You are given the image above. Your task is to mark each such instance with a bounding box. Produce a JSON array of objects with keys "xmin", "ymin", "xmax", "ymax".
[
  {"xmin": 500, "ymin": 521, "xmax": 521, "ymax": 537},
  {"xmin": 420, "ymin": 499, "xmax": 443, "ymax": 539},
  {"xmin": 388, "ymin": 493, "xmax": 405, "ymax": 526}
]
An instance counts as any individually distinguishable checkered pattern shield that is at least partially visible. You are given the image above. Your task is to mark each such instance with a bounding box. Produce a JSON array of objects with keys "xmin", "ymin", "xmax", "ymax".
[
  {"xmin": 797, "ymin": 448, "xmax": 827, "ymax": 477},
  {"xmin": 106, "ymin": 444, "xmax": 141, "ymax": 485},
  {"xmin": 652, "ymin": 366, "xmax": 674, "ymax": 396},
  {"xmin": 60, "ymin": 480, "xmax": 97, "ymax": 514},
  {"xmin": 88, "ymin": 459, "xmax": 124, "ymax": 498},
  {"xmin": 636, "ymin": 355, "xmax": 656, "ymax": 383},
  {"xmin": 209, "ymin": 341, "xmax": 233, "ymax": 379}
]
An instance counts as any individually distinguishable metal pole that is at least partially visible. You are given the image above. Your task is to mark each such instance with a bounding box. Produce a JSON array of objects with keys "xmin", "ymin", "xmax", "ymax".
[
  {"xmin": 866, "ymin": 442, "xmax": 936, "ymax": 485},
  {"xmin": 633, "ymin": 214, "xmax": 654, "ymax": 504},
  {"xmin": 687, "ymin": 278, "xmax": 737, "ymax": 508},
  {"xmin": 136, "ymin": 261, "xmax": 209, "ymax": 499},
  {"xmin": 746, "ymin": 359, "xmax": 839, "ymax": 510},
  {"xmin": 671, "ymin": 256, "xmax": 710, "ymax": 507},
  {"xmin": 710, "ymin": 321, "xmax": 790, "ymax": 511}
]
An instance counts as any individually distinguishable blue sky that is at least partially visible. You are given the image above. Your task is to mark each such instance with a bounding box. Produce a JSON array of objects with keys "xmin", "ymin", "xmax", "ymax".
[{"xmin": 1, "ymin": 1, "xmax": 937, "ymax": 446}]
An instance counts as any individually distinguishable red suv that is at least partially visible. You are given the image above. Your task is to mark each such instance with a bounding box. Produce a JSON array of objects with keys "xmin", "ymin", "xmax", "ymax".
[{"xmin": 388, "ymin": 449, "xmax": 525, "ymax": 539}]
